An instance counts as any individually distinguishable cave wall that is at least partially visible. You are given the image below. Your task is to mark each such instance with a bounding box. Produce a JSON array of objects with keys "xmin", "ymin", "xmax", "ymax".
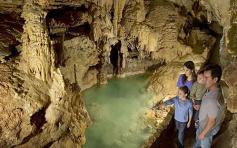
[
  {"xmin": 222, "ymin": 0, "xmax": 237, "ymax": 115},
  {"xmin": 0, "ymin": 0, "xmax": 236, "ymax": 147},
  {"xmin": 147, "ymin": 0, "xmax": 237, "ymax": 147},
  {"xmin": 157, "ymin": 0, "xmax": 237, "ymax": 118},
  {"xmin": 0, "ymin": 1, "xmax": 91, "ymax": 147}
]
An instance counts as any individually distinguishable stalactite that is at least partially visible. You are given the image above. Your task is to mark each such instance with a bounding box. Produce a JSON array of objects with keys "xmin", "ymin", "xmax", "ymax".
[{"xmin": 113, "ymin": 0, "xmax": 126, "ymax": 36}]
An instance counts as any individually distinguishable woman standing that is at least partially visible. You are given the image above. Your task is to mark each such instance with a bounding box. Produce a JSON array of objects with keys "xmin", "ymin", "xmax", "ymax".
[{"xmin": 177, "ymin": 61, "xmax": 196, "ymax": 90}]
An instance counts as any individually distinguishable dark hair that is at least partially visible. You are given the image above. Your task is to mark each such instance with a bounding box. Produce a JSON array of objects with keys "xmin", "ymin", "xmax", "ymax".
[
  {"xmin": 179, "ymin": 86, "xmax": 190, "ymax": 98},
  {"xmin": 197, "ymin": 68, "xmax": 205, "ymax": 75},
  {"xmin": 204, "ymin": 64, "xmax": 222, "ymax": 82},
  {"xmin": 182, "ymin": 61, "xmax": 197, "ymax": 84}
]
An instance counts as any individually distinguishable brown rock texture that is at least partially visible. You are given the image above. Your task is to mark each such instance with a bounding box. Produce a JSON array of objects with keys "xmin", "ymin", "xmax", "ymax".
[
  {"xmin": 146, "ymin": 0, "xmax": 237, "ymax": 147},
  {"xmin": 0, "ymin": 64, "xmax": 32, "ymax": 147},
  {"xmin": 0, "ymin": 0, "xmax": 236, "ymax": 147},
  {"xmin": 223, "ymin": 60, "xmax": 237, "ymax": 113}
]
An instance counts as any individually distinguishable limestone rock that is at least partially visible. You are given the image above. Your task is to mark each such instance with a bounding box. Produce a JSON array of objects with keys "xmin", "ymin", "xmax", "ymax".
[
  {"xmin": 143, "ymin": 107, "xmax": 174, "ymax": 148},
  {"xmin": 19, "ymin": 2, "xmax": 53, "ymax": 82},
  {"xmin": 227, "ymin": 0, "xmax": 237, "ymax": 55},
  {"xmin": 0, "ymin": 1, "xmax": 91, "ymax": 147},
  {"xmin": 0, "ymin": 64, "xmax": 32, "ymax": 147},
  {"xmin": 213, "ymin": 114, "xmax": 237, "ymax": 148},
  {"xmin": 0, "ymin": 11, "xmax": 23, "ymax": 61},
  {"xmin": 148, "ymin": 63, "xmax": 183, "ymax": 102},
  {"xmin": 167, "ymin": 0, "xmax": 230, "ymax": 26},
  {"xmin": 0, "ymin": 0, "xmax": 237, "ymax": 147},
  {"xmin": 223, "ymin": 60, "xmax": 237, "ymax": 113},
  {"xmin": 61, "ymin": 36, "xmax": 99, "ymax": 90}
]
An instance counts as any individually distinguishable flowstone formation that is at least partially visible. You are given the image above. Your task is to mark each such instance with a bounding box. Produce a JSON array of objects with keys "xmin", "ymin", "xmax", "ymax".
[{"xmin": 0, "ymin": 0, "xmax": 236, "ymax": 147}]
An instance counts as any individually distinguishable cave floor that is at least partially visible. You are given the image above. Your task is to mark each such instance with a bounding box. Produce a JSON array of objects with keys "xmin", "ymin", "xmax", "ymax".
[{"xmin": 151, "ymin": 117, "xmax": 196, "ymax": 148}]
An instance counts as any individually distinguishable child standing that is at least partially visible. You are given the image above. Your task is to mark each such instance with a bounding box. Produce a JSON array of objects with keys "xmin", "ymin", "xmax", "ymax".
[
  {"xmin": 160, "ymin": 86, "xmax": 193, "ymax": 148},
  {"xmin": 190, "ymin": 69, "xmax": 206, "ymax": 127}
]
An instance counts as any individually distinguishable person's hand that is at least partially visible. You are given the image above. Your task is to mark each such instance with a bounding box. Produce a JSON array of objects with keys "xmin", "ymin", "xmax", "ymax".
[
  {"xmin": 198, "ymin": 132, "xmax": 205, "ymax": 140},
  {"xmin": 187, "ymin": 122, "xmax": 191, "ymax": 128},
  {"xmin": 193, "ymin": 105, "xmax": 201, "ymax": 110},
  {"xmin": 159, "ymin": 104, "xmax": 165, "ymax": 109}
]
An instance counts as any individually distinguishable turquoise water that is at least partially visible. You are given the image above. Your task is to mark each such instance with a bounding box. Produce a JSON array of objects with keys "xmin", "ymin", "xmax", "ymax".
[{"xmin": 82, "ymin": 74, "xmax": 154, "ymax": 148}]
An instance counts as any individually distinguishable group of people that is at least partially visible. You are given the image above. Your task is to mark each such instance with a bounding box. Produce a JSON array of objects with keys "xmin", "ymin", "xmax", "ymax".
[{"xmin": 160, "ymin": 61, "xmax": 225, "ymax": 148}]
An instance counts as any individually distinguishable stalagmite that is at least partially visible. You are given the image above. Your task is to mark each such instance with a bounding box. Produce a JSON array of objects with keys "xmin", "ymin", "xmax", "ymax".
[
  {"xmin": 20, "ymin": 1, "xmax": 53, "ymax": 81},
  {"xmin": 0, "ymin": 0, "xmax": 237, "ymax": 147}
]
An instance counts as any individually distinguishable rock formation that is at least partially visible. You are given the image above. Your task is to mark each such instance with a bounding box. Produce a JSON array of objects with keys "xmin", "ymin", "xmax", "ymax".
[
  {"xmin": 147, "ymin": 0, "xmax": 237, "ymax": 147},
  {"xmin": 0, "ymin": 0, "xmax": 236, "ymax": 147}
]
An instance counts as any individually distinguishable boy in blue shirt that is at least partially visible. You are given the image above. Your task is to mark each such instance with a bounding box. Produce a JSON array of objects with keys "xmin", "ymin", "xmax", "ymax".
[{"xmin": 160, "ymin": 86, "xmax": 193, "ymax": 148}]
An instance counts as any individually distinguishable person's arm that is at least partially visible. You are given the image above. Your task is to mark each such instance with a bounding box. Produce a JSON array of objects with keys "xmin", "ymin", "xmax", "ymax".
[
  {"xmin": 198, "ymin": 117, "xmax": 216, "ymax": 140},
  {"xmin": 190, "ymin": 82, "xmax": 197, "ymax": 100},
  {"xmin": 160, "ymin": 97, "xmax": 177, "ymax": 109},
  {"xmin": 187, "ymin": 102, "xmax": 193, "ymax": 128},
  {"xmin": 193, "ymin": 104, "xmax": 201, "ymax": 110},
  {"xmin": 163, "ymin": 97, "xmax": 177, "ymax": 106},
  {"xmin": 176, "ymin": 75, "xmax": 183, "ymax": 87},
  {"xmin": 198, "ymin": 100, "xmax": 218, "ymax": 139},
  {"xmin": 192, "ymin": 84, "xmax": 200, "ymax": 110}
]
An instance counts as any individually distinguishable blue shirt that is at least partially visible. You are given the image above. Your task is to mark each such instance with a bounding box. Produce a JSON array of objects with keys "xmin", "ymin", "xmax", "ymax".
[
  {"xmin": 164, "ymin": 96, "xmax": 193, "ymax": 122},
  {"xmin": 177, "ymin": 74, "xmax": 193, "ymax": 90}
]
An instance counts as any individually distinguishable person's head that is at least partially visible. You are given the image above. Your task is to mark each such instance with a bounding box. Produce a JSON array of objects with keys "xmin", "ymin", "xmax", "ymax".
[
  {"xmin": 203, "ymin": 64, "xmax": 222, "ymax": 90},
  {"xmin": 178, "ymin": 86, "xmax": 190, "ymax": 100},
  {"xmin": 183, "ymin": 61, "xmax": 195, "ymax": 77},
  {"xmin": 197, "ymin": 69, "xmax": 205, "ymax": 84},
  {"xmin": 182, "ymin": 61, "xmax": 197, "ymax": 83}
]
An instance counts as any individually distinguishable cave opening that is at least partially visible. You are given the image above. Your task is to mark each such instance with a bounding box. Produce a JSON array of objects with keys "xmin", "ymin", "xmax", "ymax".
[
  {"xmin": 127, "ymin": 37, "xmax": 140, "ymax": 59},
  {"xmin": 110, "ymin": 9, "xmax": 114, "ymax": 22},
  {"xmin": 30, "ymin": 107, "xmax": 47, "ymax": 130},
  {"xmin": 50, "ymin": 33, "xmax": 65, "ymax": 68},
  {"xmin": 67, "ymin": 22, "xmax": 91, "ymax": 37},
  {"xmin": 46, "ymin": 5, "xmax": 91, "ymax": 40},
  {"xmin": 19, "ymin": 107, "xmax": 48, "ymax": 146},
  {"xmin": 110, "ymin": 40, "xmax": 123, "ymax": 75},
  {"xmin": 127, "ymin": 46, "xmax": 139, "ymax": 59},
  {"xmin": 46, "ymin": 5, "xmax": 88, "ymax": 23},
  {"xmin": 3, "ymin": 42, "xmax": 21, "ymax": 61}
]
